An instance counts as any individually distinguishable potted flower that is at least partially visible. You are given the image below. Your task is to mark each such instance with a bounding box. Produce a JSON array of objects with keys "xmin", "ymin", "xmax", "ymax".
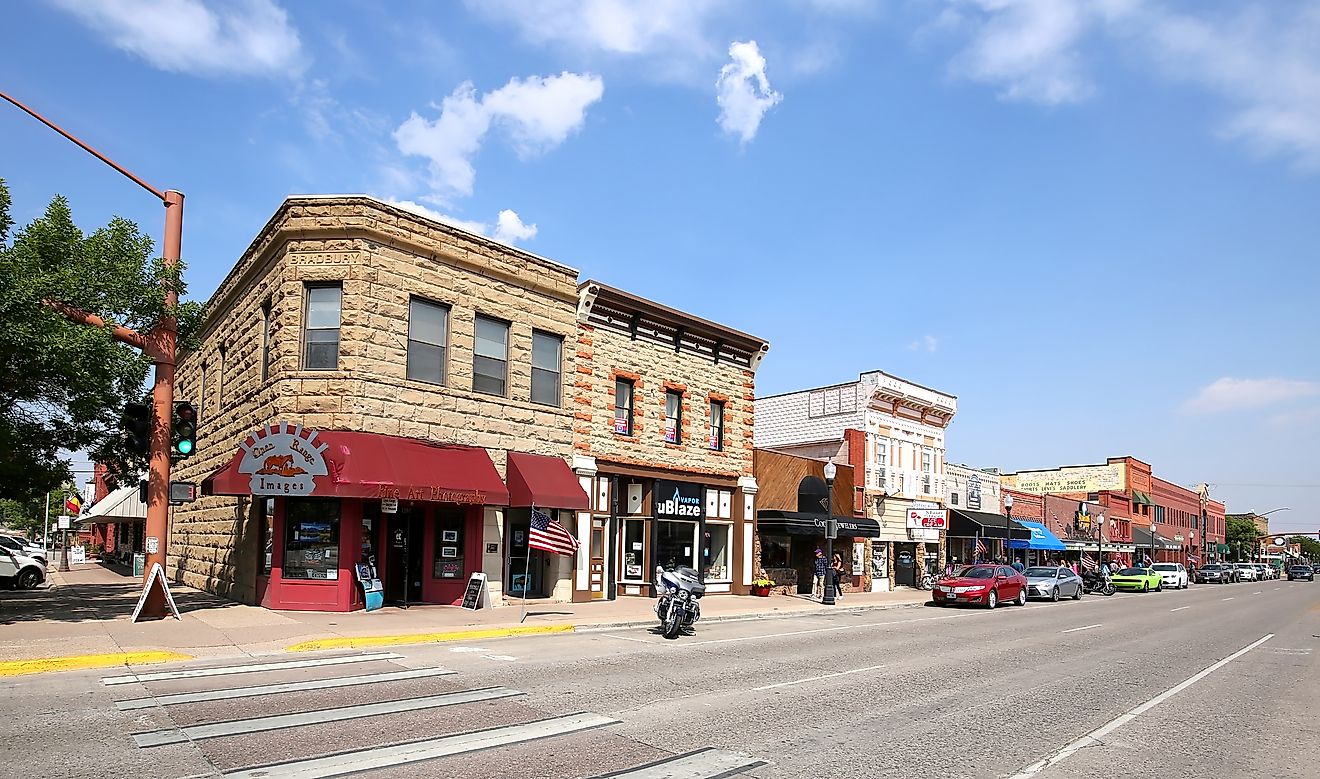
[{"xmin": 750, "ymin": 575, "xmax": 775, "ymax": 597}]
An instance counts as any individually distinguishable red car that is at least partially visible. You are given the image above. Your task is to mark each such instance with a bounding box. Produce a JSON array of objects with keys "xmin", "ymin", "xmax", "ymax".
[{"xmin": 931, "ymin": 564, "xmax": 1028, "ymax": 609}]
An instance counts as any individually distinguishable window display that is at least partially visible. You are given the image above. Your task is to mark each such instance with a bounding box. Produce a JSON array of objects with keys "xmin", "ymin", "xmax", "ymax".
[
  {"xmin": 704, "ymin": 523, "xmax": 731, "ymax": 580},
  {"xmin": 258, "ymin": 497, "xmax": 274, "ymax": 575},
  {"xmin": 621, "ymin": 519, "xmax": 646, "ymax": 579},
  {"xmin": 657, "ymin": 520, "xmax": 698, "ymax": 572},
  {"xmin": 433, "ymin": 507, "xmax": 465, "ymax": 579},
  {"xmin": 282, "ymin": 498, "xmax": 340, "ymax": 580}
]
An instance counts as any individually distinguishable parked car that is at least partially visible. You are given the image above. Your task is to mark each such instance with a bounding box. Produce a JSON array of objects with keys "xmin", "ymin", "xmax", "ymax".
[
  {"xmin": 0, "ymin": 534, "xmax": 46, "ymax": 567},
  {"xmin": 1252, "ymin": 564, "xmax": 1270, "ymax": 581},
  {"xmin": 1111, "ymin": 566, "xmax": 1164, "ymax": 592},
  {"xmin": 0, "ymin": 548, "xmax": 46, "ymax": 589},
  {"xmin": 1287, "ymin": 565, "xmax": 1314, "ymax": 581},
  {"xmin": 932, "ymin": 565, "xmax": 1028, "ymax": 609},
  {"xmin": 1151, "ymin": 562, "xmax": 1189, "ymax": 589},
  {"xmin": 1233, "ymin": 563, "xmax": 1259, "ymax": 582},
  {"xmin": 1196, "ymin": 563, "xmax": 1232, "ymax": 584},
  {"xmin": 1023, "ymin": 566, "xmax": 1083, "ymax": 601}
]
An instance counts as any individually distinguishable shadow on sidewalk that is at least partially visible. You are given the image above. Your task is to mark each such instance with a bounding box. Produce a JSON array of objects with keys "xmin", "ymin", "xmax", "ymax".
[{"xmin": 0, "ymin": 582, "xmax": 239, "ymax": 625}]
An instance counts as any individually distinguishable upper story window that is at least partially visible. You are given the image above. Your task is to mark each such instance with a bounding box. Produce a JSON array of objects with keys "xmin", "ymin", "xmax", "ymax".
[
  {"xmin": 407, "ymin": 298, "xmax": 449, "ymax": 385},
  {"xmin": 665, "ymin": 390, "xmax": 682, "ymax": 443},
  {"xmin": 302, "ymin": 284, "xmax": 341, "ymax": 371},
  {"xmin": 614, "ymin": 378, "xmax": 634, "ymax": 435},
  {"xmin": 709, "ymin": 400, "xmax": 724, "ymax": 451},
  {"xmin": 921, "ymin": 451, "xmax": 932, "ymax": 473},
  {"xmin": 530, "ymin": 330, "xmax": 562, "ymax": 406},
  {"xmin": 473, "ymin": 315, "xmax": 509, "ymax": 396},
  {"xmin": 951, "ymin": 492, "xmax": 960, "ymax": 506},
  {"xmin": 877, "ymin": 441, "xmax": 887, "ymax": 466},
  {"xmin": 260, "ymin": 299, "xmax": 272, "ymax": 382}
]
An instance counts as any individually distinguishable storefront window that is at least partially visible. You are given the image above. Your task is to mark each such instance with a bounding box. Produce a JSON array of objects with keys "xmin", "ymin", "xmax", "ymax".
[
  {"xmin": 259, "ymin": 497, "xmax": 274, "ymax": 575},
  {"xmin": 282, "ymin": 498, "xmax": 340, "ymax": 580},
  {"xmin": 656, "ymin": 520, "xmax": 698, "ymax": 572},
  {"xmin": 361, "ymin": 503, "xmax": 379, "ymax": 565},
  {"xmin": 704, "ymin": 523, "xmax": 730, "ymax": 580},
  {"xmin": 761, "ymin": 535, "xmax": 790, "ymax": 568},
  {"xmin": 621, "ymin": 519, "xmax": 646, "ymax": 580},
  {"xmin": 433, "ymin": 506, "xmax": 465, "ymax": 580}
]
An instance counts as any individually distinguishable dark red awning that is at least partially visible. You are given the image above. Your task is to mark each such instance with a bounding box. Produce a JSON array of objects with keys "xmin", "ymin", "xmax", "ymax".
[
  {"xmin": 505, "ymin": 451, "xmax": 589, "ymax": 510},
  {"xmin": 203, "ymin": 429, "xmax": 509, "ymax": 505}
]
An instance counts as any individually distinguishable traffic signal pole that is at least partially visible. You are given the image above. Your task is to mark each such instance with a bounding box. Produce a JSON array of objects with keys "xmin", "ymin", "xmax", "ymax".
[{"xmin": 2, "ymin": 90, "xmax": 182, "ymax": 620}]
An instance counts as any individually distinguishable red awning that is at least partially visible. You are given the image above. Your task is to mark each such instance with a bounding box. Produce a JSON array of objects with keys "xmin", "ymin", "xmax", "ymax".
[
  {"xmin": 203, "ymin": 429, "xmax": 509, "ymax": 505},
  {"xmin": 505, "ymin": 451, "xmax": 589, "ymax": 510}
]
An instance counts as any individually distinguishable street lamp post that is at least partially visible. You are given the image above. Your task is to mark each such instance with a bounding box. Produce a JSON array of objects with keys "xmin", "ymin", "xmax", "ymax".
[
  {"xmin": 823, "ymin": 460, "xmax": 837, "ymax": 606},
  {"xmin": 1003, "ymin": 494, "xmax": 1014, "ymax": 564},
  {"xmin": 1096, "ymin": 514, "xmax": 1106, "ymax": 571},
  {"xmin": 2, "ymin": 90, "xmax": 183, "ymax": 621}
]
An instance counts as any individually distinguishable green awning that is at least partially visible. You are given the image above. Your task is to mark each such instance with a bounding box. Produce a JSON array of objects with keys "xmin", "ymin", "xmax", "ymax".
[{"xmin": 1131, "ymin": 490, "xmax": 1151, "ymax": 505}]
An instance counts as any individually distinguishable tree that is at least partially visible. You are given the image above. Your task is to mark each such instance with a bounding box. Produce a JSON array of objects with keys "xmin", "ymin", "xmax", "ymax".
[
  {"xmin": 0, "ymin": 179, "xmax": 202, "ymax": 503},
  {"xmin": 1288, "ymin": 535, "xmax": 1320, "ymax": 562},
  {"xmin": 1225, "ymin": 516, "xmax": 1259, "ymax": 561}
]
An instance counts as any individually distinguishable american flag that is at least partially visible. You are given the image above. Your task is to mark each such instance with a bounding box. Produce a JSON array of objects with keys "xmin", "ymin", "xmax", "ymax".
[
  {"xmin": 1081, "ymin": 554, "xmax": 1099, "ymax": 571},
  {"xmin": 974, "ymin": 535, "xmax": 987, "ymax": 558},
  {"xmin": 1187, "ymin": 554, "xmax": 1200, "ymax": 564},
  {"xmin": 529, "ymin": 506, "xmax": 579, "ymax": 556}
]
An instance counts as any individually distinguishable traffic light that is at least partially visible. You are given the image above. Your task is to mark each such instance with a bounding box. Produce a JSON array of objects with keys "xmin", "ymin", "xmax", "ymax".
[
  {"xmin": 172, "ymin": 401, "xmax": 197, "ymax": 458},
  {"xmin": 122, "ymin": 402, "xmax": 151, "ymax": 456}
]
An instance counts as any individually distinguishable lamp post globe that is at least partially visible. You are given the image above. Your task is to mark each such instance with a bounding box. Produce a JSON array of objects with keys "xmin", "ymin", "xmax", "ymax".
[{"xmin": 823, "ymin": 459, "xmax": 837, "ymax": 605}]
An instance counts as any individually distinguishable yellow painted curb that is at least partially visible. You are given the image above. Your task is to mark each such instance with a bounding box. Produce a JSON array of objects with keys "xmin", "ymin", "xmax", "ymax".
[
  {"xmin": 0, "ymin": 650, "xmax": 192, "ymax": 678},
  {"xmin": 286, "ymin": 624, "xmax": 576, "ymax": 652}
]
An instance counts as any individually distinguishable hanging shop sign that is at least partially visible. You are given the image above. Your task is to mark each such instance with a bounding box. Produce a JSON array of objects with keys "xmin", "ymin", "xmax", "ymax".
[
  {"xmin": 906, "ymin": 507, "xmax": 947, "ymax": 529},
  {"xmin": 967, "ymin": 475, "xmax": 982, "ymax": 510},
  {"xmin": 655, "ymin": 480, "xmax": 705, "ymax": 519},
  {"xmin": 239, "ymin": 422, "xmax": 329, "ymax": 496}
]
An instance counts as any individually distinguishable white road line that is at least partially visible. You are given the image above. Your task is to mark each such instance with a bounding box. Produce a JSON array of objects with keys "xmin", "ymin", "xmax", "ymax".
[
  {"xmin": 1061, "ymin": 624, "xmax": 1103, "ymax": 634},
  {"xmin": 115, "ymin": 666, "xmax": 455, "ymax": 710},
  {"xmin": 681, "ymin": 613, "xmax": 964, "ymax": 647},
  {"xmin": 1222, "ymin": 597, "xmax": 1235, "ymax": 601},
  {"xmin": 1008, "ymin": 634, "xmax": 1274, "ymax": 779},
  {"xmin": 1254, "ymin": 591, "xmax": 1263, "ymax": 595},
  {"xmin": 134, "ymin": 686, "xmax": 522, "ymax": 747},
  {"xmin": 1274, "ymin": 587, "xmax": 1281, "ymax": 591},
  {"xmin": 102, "ymin": 652, "xmax": 403, "ymax": 686},
  {"xmin": 593, "ymin": 747, "xmax": 767, "ymax": 778},
  {"xmin": 602, "ymin": 634, "xmax": 656, "ymax": 644},
  {"xmin": 220, "ymin": 712, "xmax": 619, "ymax": 778},
  {"xmin": 482, "ymin": 655, "xmax": 517, "ymax": 662},
  {"xmin": 1170, "ymin": 606, "xmax": 1191, "ymax": 612},
  {"xmin": 752, "ymin": 664, "xmax": 886, "ymax": 691}
]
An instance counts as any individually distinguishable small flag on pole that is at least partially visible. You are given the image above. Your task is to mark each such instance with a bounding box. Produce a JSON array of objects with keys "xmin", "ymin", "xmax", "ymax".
[
  {"xmin": 65, "ymin": 494, "xmax": 82, "ymax": 515},
  {"xmin": 974, "ymin": 535, "xmax": 987, "ymax": 559},
  {"xmin": 1081, "ymin": 554, "xmax": 1098, "ymax": 572},
  {"xmin": 529, "ymin": 506, "xmax": 579, "ymax": 556}
]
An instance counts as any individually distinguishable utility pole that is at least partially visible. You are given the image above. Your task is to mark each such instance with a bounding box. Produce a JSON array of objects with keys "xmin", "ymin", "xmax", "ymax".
[{"xmin": 2, "ymin": 91, "xmax": 183, "ymax": 620}]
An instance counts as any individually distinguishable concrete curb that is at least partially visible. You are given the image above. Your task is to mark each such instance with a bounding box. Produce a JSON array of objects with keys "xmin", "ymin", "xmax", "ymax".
[
  {"xmin": 0, "ymin": 650, "xmax": 193, "ymax": 677},
  {"xmin": 285, "ymin": 624, "xmax": 576, "ymax": 652}
]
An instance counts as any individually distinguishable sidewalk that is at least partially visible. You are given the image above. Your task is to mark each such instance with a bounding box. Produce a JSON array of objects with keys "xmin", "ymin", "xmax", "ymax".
[{"xmin": 0, "ymin": 563, "xmax": 929, "ymax": 666}]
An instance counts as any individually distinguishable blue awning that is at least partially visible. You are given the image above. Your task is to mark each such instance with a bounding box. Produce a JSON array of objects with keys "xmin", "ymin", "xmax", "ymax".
[{"xmin": 1008, "ymin": 520, "xmax": 1067, "ymax": 551}]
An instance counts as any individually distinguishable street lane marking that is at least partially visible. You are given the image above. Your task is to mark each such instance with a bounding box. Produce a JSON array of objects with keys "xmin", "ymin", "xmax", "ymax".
[
  {"xmin": 1222, "ymin": 597, "xmax": 1235, "ymax": 601},
  {"xmin": 1061, "ymin": 624, "xmax": 1102, "ymax": 633},
  {"xmin": 1170, "ymin": 606, "xmax": 1191, "ymax": 612},
  {"xmin": 680, "ymin": 613, "xmax": 965, "ymax": 647},
  {"xmin": 752, "ymin": 664, "xmax": 886, "ymax": 691},
  {"xmin": 1274, "ymin": 587, "xmax": 1281, "ymax": 591},
  {"xmin": 482, "ymin": 655, "xmax": 517, "ymax": 661},
  {"xmin": 102, "ymin": 652, "xmax": 403, "ymax": 686},
  {"xmin": 1254, "ymin": 591, "xmax": 1263, "ymax": 595},
  {"xmin": 220, "ymin": 712, "xmax": 619, "ymax": 778},
  {"xmin": 115, "ymin": 666, "xmax": 456, "ymax": 710},
  {"xmin": 134, "ymin": 686, "xmax": 523, "ymax": 747},
  {"xmin": 592, "ymin": 747, "xmax": 767, "ymax": 778},
  {"xmin": 1008, "ymin": 633, "xmax": 1274, "ymax": 779},
  {"xmin": 601, "ymin": 634, "xmax": 656, "ymax": 644}
]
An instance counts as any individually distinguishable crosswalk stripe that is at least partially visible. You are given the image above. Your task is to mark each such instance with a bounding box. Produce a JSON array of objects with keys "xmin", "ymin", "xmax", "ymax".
[
  {"xmin": 220, "ymin": 712, "xmax": 620, "ymax": 778},
  {"xmin": 115, "ymin": 666, "xmax": 456, "ymax": 710},
  {"xmin": 134, "ymin": 686, "xmax": 522, "ymax": 747},
  {"xmin": 102, "ymin": 652, "xmax": 403, "ymax": 686},
  {"xmin": 593, "ymin": 747, "xmax": 768, "ymax": 778}
]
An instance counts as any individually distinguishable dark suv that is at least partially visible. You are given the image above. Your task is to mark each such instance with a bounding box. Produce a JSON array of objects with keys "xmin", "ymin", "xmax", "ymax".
[
  {"xmin": 1196, "ymin": 563, "xmax": 1231, "ymax": 583},
  {"xmin": 1287, "ymin": 565, "xmax": 1314, "ymax": 581}
]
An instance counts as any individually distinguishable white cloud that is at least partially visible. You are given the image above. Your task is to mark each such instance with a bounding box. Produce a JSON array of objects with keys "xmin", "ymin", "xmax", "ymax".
[
  {"xmin": 384, "ymin": 200, "xmax": 538, "ymax": 246},
  {"xmin": 907, "ymin": 335, "xmax": 939, "ymax": 353},
  {"xmin": 466, "ymin": 0, "xmax": 716, "ymax": 57},
  {"xmin": 716, "ymin": 41, "xmax": 783, "ymax": 143},
  {"xmin": 394, "ymin": 73, "xmax": 603, "ymax": 201},
  {"xmin": 52, "ymin": 0, "xmax": 305, "ymax": 78},
  {"xmin": 1180, "ymin": 377, "xmax": 1320, "ymax": 414}
]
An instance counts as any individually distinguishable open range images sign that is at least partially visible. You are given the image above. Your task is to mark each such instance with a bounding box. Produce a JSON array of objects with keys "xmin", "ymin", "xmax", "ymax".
[{"xmin": 238, "ymin": 422, "xmax": 330, "ymax": 496}]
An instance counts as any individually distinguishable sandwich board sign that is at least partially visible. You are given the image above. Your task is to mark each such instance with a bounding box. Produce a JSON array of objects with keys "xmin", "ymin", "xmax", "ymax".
[
  {"xmin": 461, "ymin": 572, "xmax": 489, "ymax": 610},
  {"xmin": 130, "ymin": 562, "xmax": 181, "ymax": 622}
]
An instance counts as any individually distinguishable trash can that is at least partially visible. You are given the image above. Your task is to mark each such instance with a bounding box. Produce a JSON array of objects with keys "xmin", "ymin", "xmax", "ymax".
[{"xmin": 133, "ymin": 553, "xmax": 145, "ymax": 577}]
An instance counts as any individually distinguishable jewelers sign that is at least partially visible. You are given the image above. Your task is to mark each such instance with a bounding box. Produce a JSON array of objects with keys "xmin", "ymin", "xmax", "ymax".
[
  {"xmin": 239, "ymin": 422, "xmax": 329, "ymax": 496},
  {"xmin": 907, "ymin": 507, "xmax": 947, "ymax": 529}
]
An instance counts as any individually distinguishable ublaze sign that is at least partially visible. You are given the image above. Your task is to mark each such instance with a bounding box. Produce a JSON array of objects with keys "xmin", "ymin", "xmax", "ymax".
[{"xmin": 655, "ymin": 480, "xmax": 705, "ymax": 519}]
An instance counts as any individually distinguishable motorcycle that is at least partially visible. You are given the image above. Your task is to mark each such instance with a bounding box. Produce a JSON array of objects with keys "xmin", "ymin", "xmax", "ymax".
[
  {"xmin": 654, "ymin": 566, "xmax": 705, "ymax": 639},
  {"xmin": 1081, "ymin": 570, "xmax": 1115, "ymax": 596}
]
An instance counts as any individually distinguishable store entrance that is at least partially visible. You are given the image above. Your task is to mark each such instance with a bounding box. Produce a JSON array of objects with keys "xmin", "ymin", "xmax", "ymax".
[
  {"xmin": 384, "ymin": 507, "xmax": 423, "ymax": 605},
  {"xmin": 506, "ymin": 511, "xmax": 551, "ymax": 599},
  {"xmin": 894, "ymin": 543, "xmax": 918, "ymax": 587}
]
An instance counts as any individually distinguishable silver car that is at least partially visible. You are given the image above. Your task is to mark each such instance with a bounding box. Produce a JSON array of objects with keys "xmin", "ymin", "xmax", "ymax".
[{"xmin": 1024, "ymin": 566, "xmax": 1083, "ymax": 601}]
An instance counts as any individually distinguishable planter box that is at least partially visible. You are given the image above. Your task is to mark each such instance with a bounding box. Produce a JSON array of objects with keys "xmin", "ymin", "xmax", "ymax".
[{"xmin": 750, "ymin": 585, "xmax": 771, "ymax": 597}]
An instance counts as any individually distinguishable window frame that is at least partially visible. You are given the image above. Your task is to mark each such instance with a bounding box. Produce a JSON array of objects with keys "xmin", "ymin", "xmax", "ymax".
[
  {"xmin": 472, "ymin": 314, "xmax": 510, "ymax": 396},
  {"xmin": 260, "ymin": 299, "xmax": 272, "ymax": 382},
  {"xmin": 614, "ymin": 378, "xmax": 634, "ymax": 436},
  {"xmin": 708, "ymin": 399, "xmax": 724, "ymax": 451},
  {"xmin": 302, "ymin": 283, "xmax": 342, "ymax": 371},
  {"xmin": 530, "ymin": 329, "xmax": 563, "ymax": 406},
  {"xmin": 665, "ymin": 389, "xmax": 683, "ymax": 443},
  {"xmin": 406, "ymin": 297, "xmax": 450, "ymax": 386}
]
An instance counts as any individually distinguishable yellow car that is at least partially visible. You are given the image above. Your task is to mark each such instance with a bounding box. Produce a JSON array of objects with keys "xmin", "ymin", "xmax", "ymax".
[{"xmin": 1111, "ymin": 566, "xmax": 1163, "ymax": 592}]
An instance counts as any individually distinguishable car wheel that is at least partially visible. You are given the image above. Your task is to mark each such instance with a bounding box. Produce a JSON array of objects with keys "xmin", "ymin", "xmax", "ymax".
[
  {"xmin": 1142, "ymin": 582, "xmax": 1149, "ymax": 593},
  {"xmin": 1073, "ymin": 585, "xmax": 1082, "ymax": 600},
  {"xmin": 17, "ymin": 569, "xmax": 40, "ymax": 590},
  {"xmin": 1155, "ymin": 580, "xmax": 1162, "ymax": 592},
  {"xmin": 987, "ymin": 590, "xmax": 998, "ymax": 609},
  {"xmin": 1017, "ymin": 588, "xmax": 1027, "ymax": 606},
  {"xmin": 1050, "ymin": 588, "xmax": 1059, "ymax": 602}
]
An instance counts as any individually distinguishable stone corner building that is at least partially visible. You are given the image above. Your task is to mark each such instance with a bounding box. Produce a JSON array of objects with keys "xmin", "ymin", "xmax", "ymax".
[{"xmin": 168, "ymin": 195, "xmax": 769, "ymax": 611}]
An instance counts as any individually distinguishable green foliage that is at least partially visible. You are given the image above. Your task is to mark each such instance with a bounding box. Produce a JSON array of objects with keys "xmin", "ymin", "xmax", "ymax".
[
  {"xmin": 0, "ymin": 179, "xmax": 203, "ymax": 501},
  {"xmin": 1225, "ymin": 516, "xmax": 1259, "ymax": 560},
  {"xmin": 1288, "ymin": 535, "xmax": 1320, "ymax": 560}
]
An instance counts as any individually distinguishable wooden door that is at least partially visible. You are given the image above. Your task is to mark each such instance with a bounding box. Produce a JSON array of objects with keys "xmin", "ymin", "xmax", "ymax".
[{"xmin": 590, "ymin": 517, "xmax": 606, "ymax": 599}]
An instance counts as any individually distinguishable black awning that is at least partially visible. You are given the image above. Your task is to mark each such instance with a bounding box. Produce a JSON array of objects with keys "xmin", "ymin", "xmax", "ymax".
[
  {"xmin": 948, "ymin": 509, "xmax": 1032, "ymax": 540},
  {"xmin": 756, "ymin": 510, "xmax": 884, "ymax": 538},
  {"xmin": 1132, "ymin": 525, "xmax": 1154, "ymax": 548}
]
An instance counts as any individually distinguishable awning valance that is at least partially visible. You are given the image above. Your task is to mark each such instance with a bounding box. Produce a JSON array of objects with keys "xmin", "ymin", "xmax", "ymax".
[
  {"xmin": 1008, "ymin": 520, "xmax": 1067, "ymax": 551},
  {"xmin": 78, "ymin": 483, "xmax": 146, "ymax": 524},
  {"xmin": 1130, "ymin": 525, "xmax": 1178, "ymax": 549},
  {"xmin": 948, "ymin": 509, "xmax": 1032, "ymax": 541},
  {"xmin": 203, "ymin": 427, "xmax": 509, "ymax": 505},
  {"xmin": 756, "ymin": 510, "xmax": 884, "ymax": 538},
  {"xmin": 506, "ymin": 451, "xmax": 589, "ymax": 510},
  {"xmin": 1151, "ymin": 530, "xmax": 1182, "ymax": 551}
]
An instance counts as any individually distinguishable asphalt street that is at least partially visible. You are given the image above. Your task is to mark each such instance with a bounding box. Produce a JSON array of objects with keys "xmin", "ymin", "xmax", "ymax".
[{"xmin": 3, "ymin": 579, "xmax": 1316, "ymax": 778}]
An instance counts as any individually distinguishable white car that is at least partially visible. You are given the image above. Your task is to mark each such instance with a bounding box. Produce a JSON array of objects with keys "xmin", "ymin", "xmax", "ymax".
[
  {"xmin": 1151, "ymin": 562, "xmax": 1189, "ymax": 589},
  {"xmin": 0, "ymin": 534, "xmax": 47, "ymax": 567},
  {"xmin": 1233, "ymin": 563, "xmax": 1258, "ymax": 581},
  {"xmin": 0, "ymin": 548, "xmax": 46, "ymax": 589}
]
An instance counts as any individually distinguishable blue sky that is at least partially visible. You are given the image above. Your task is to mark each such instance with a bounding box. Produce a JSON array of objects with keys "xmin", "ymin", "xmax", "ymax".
[{"xmin": 3, "ymin": 0, "xmax": 1318, "ymax": 529}]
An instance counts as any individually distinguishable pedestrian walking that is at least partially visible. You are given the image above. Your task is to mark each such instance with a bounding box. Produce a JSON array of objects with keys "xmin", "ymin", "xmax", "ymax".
[
  {"xmin": 813, "ymin": 549, "xmax": 828, "ymax": 599},
  {"xmin": 1011, "ymin": 558, "xmax": 1025, "ymax": 573}
]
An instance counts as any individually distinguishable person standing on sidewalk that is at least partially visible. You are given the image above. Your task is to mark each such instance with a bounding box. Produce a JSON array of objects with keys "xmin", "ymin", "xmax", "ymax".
[
  {"xmin": 831, "ymin": 553, "xmax": 846, "ymax": 599},
  {"xmin": 813, "ymin": 549, "xmax": 828, "ymax": 599}
]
